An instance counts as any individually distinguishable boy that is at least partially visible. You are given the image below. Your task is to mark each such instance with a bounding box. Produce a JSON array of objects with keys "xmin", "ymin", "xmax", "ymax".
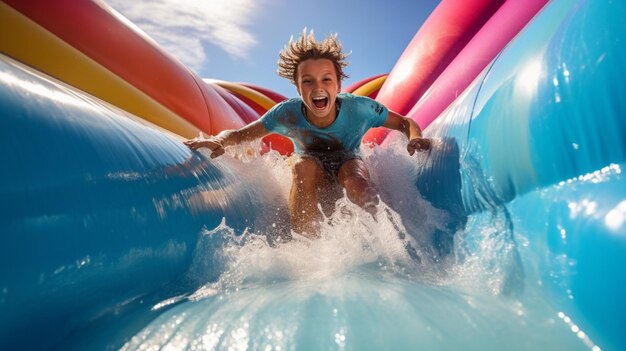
[{"xmin": 185, "ymin": 29, "xmax": 430, "ymax": 238}]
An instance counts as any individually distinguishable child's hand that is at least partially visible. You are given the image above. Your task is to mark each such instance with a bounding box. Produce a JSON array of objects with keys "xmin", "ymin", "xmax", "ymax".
[
  {"xmin": 184, "ymin": 137, "xmax": 226, "ymax": 158},
  {"xmin": 407, "ymin": 137, "xmax": 431, "ymax": 156}
]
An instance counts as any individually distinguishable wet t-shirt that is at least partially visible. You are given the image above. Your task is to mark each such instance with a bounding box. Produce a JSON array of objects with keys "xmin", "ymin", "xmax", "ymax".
[{"xmin": 260, "ymin": 93, "xmax": 388, "ymax": 154}]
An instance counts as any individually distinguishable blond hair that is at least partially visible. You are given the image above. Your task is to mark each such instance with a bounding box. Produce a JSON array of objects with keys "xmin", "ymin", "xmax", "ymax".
[{"xmin": 277, "ymin": 28, "xmax": 350, "ymax": 85}]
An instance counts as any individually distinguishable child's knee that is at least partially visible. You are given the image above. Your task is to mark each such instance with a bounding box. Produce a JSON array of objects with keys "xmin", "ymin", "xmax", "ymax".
[
  {"xmin": 292, "ymin": 157, "xmax": 323, "ymax": 182},
  {"xmin": 342, "ymin": 175, "xmax": 377, "ymax": 203}
]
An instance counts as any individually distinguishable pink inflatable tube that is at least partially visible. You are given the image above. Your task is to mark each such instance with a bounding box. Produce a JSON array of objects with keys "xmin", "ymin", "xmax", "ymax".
[
  {"xmin": 407, "ymin": 0, "xmax": 549, "ymax": 130},
  {"xmin": 364, "ymin": 0, "xmax": 505, "ymax": 144}
]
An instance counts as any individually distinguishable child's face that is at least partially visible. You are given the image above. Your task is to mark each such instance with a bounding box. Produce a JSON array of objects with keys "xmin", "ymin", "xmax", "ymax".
[{"xmin": 296, "ymin": 58, "xmax": 341, "ymax": 122}]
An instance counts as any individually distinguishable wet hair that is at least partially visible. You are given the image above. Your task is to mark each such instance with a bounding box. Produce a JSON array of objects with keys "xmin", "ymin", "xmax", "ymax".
[{"xmin": 277, "ymin": 28, "xmax": 350, "ymax": 85}]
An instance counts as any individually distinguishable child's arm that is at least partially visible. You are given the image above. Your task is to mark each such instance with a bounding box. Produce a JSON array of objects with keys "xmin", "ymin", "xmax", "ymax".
[
  {"xmin": 184, "ymin": 120, "xmax": 270, "ymax": 158},
  {"xmin": 383, "ymin": 110, "xmax": 431, "ymax": 155}
]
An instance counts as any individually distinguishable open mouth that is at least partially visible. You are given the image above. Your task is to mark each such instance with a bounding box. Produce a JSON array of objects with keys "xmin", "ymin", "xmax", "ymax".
[{"xmin": 312, "ymin": 96, "xmax": 328, "ymax": 109}]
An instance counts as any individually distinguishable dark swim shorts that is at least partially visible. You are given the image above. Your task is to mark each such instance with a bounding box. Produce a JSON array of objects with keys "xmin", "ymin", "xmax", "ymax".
[{"xmin": 302, "ymin": 151, "xmax": 361, "ymax": 179}]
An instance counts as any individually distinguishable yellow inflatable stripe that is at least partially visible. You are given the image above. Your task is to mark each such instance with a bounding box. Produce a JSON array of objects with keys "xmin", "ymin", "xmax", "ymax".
[
  {"xmin": 0, "ymin": 3, "xmax": 200, "ymax": 138},
  {"xmin": 3, "ymin": 54, "xmax": 187, "ymax": 141},
  {"xmin": 209, "ymin": 79, "xmax": 277, "ymax": 111},
  {"xmin": 352, "ymin": 75, "xmax": 388, "ymax": 97}
]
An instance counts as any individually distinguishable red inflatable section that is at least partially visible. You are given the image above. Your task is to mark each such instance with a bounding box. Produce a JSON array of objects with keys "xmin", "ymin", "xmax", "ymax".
[
  {"xmin": 211, "ymin": 84, "xmax": 260, "ymax": 125},
  {"xmin": 364, "ymin": 0, "xmax": 505, "ymax": 144},
  {"xmin": 3, "ymin": 0, "xmax": 218, "ymax": 134},
  {"xmin": 5, "ymin": 0, "xmax": 295, "ymax": 155},
  {"xmin": 260, "ymin": 134, "xmax": 296, "ymax": 156}
]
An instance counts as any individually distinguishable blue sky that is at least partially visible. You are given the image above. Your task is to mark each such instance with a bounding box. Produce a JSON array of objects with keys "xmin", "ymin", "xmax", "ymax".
[{"xmin": 105, "ymin": 0, "xmax": 441, "ymax": 96}]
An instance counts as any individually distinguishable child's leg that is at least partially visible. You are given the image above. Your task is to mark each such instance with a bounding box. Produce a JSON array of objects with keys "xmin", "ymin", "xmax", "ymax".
[
  {"xmin": 337, "ymin": 159, "xmax": 379, "ymax": 214},
  {"xmin": 289, "ymin": 157, "xmax": 328, "ymax": 237}
]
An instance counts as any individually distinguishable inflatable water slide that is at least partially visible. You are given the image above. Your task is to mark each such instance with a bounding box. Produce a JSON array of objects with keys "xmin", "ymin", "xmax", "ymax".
[{"xmin": 1, "ymin": 0, "xmax": 624, "ymax": 350}]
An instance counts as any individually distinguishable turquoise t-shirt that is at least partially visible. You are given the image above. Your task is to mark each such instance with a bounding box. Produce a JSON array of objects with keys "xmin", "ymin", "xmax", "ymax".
[{"xmin": 260, "ymin": 93, "xmax": 388, "ymax": 154}]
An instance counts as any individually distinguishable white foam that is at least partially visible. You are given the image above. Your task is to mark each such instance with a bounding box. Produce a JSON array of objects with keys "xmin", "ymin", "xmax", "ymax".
[
  {"xmin": 188, "ymin": 139, "xmax": 460, "ymax": 299},
  {"xmin": 127, "ymin": 140, "xmax": 591, "ymax": 351}
]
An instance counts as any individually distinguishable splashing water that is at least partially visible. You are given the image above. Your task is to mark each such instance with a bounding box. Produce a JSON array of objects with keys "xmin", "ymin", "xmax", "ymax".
[{"xmin": 121, "ymin": 140, "xmax": 594, "ymax": 351}]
